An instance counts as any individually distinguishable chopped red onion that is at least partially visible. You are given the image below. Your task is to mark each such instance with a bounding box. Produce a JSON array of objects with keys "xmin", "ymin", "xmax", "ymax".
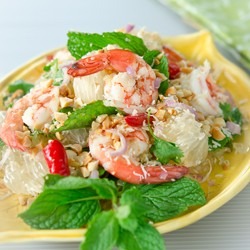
[
  {"xmin": 109, "ymin": 131, "xmax": 128, "ymax": 157},
  {"xmin": 226, "ymin": 121, "xmax": 241, "ymax": 135},
  {"xmin": 89, "ymin": 169, "xmax": 99, "ymax": 179},
  {"xmin": 164, "ymin": 98, "xmax": 198, "ymax": 119},
  {"xmin": 126, "ymin": 66, "xmax": 136, "ymax": 77},
  {"xmin": 125, "ymin": 24, "xmax": 135, "ymax": 33},
  {"xmin": 154, "ymin": 77, "xmax": 161, "ymax": 89}
]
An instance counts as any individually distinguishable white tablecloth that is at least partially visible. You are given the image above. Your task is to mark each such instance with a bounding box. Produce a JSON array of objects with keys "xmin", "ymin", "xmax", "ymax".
[{"xmin": 0, "ymin": 0, "xmax": 249, "ymax": 249}]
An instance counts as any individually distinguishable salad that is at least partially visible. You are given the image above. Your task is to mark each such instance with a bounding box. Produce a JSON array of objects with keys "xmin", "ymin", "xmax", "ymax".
[{"xmin": 0, "ymin": 27, "xmax": 244, "ymax": 249}]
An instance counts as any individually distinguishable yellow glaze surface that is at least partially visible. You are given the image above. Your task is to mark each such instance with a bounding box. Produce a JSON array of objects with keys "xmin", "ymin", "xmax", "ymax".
[{"xmin": 0, "ymin": 31, "xmax": 249, "ymax": 242}]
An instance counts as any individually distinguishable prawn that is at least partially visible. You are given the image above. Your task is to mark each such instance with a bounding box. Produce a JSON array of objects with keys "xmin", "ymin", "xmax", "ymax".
[
  {"xmin": 182, "ymin": 61, "xmax": 227, "ymax": 116},
  {"xmin": 0, "ymin": 82, "xmax": 59, "ymax": 151},
  {"xmin": 89, "ymin": 116, "xmax": 188, "ymax": 184},
  {"xmin": 68, "ymin": 49, "xmax": 158, "ymax": 113}
]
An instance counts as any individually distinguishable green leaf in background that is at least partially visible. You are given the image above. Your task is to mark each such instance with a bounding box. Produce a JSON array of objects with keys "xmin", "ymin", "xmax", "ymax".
[
  {"xmin": 138, "ymin": 177, "xmax": 206, "ymax": 222},
  {"xmin": 160, "ymin": 0, "xmax": 250, "ymax": 69},
  {"xmin": 54, "ymin": 100, "xmax": 118, "ymax": 132},
  {"xmin": 67, "ymin": 31, "xmax": 148, "ymax": 60},
  {"xmin": 8, "ymin": 79, "xmax": 34, "ymax": 94}
]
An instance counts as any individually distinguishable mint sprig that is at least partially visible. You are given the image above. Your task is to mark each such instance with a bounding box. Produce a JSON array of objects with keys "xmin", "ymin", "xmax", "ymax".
[{"xmin": 19, "ymin": 175, "xmax": 206, "ymax": 250}]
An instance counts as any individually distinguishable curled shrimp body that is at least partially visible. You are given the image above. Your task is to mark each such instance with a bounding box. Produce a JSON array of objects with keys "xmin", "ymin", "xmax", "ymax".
[
  {"xmin": 181, "ymin": 61, "xmax": 227, "ymax": 116},
  {"xmin": 89, "ymin": 116, "xmax": 188, "ymax": 184},
  {"xmin": 68, "ymin": 49, "xmax": 158, "ymax": 113},
  {"xmin": 0, "ymin": 82, "xmax": 59, "ymax": 151}
]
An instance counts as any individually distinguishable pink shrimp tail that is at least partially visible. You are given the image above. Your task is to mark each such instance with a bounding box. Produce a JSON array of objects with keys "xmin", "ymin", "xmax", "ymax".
[
  {"xmin": 102, "ymin": 156, "xmax": 188, "ymax": 184},
  {"xmin": 67, "ymin": 49, "xmax": 136, "ymax": 77}
]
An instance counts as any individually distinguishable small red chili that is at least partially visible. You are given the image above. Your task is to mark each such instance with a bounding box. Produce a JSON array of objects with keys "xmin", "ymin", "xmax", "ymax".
[
  {"xmin": 125, "ymin": 113, "xmax": 154, "ymax": 127},
  {"xmin": 169, "ymin": 62, "xmax": 180, "ymax": 80},
  {"xmin": 43, "ymin": 140, "xmax": 70, "ymax": 176}
]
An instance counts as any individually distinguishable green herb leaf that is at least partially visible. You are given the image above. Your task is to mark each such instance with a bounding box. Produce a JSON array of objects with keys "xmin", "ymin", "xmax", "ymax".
[
  {"xmin": 158, "ymin": 79, "xmax": 169, "ymax": 95},
  {"xmin": 44, "ymin": 175, "xmax": 117, "ymax": 201},
  {"xmin": 81, "ymin": 210, "xmax": 119, "ymax": 250},
  {"xmin": 117, "ymin": 188, "xmax": 149, "ymax": 233},
  {"xmin": 154, "ymin": 54, "xmax": 169, "ymax": 78},
  {"xmin": 43, "ymin": 59, "xmax": 63, "ymax": 86},
  {"xmin": 19, "ymin": 188, "xmax": 100, "ymax": 229},
  {"xmin": 8, "ymin": 79, "xmax": 34, "ymax": 94},
  {"xmin": 0, "ymin": 138, "xmax": 5, "ymax": 148},
  {"xmin": 137, "ymin": 177, "xmax": 206, "ymax": 222},
  {"xmin": 67, "ymin": 31, "xmax": 148, "ymax": 60},
  {"xmin": 208, "ymin": 134, "xmax": 232, "ymax": 151},
  {"xmin": 150, "ymin": 135, "xmax": 183, "ymax": 164},
  {"xmin": 143, "ymin": 50, "xmax": 161, "ymax": 66},
  {"xmin": 54, "ymin": 100, "xmax": 118, "ymax": 132},
  {"xmin": 219, "ymin": 102, "xmax": 242, "ymax": 125},
  {"xmin": 117, "ymin": 220, "xmax": 165, "ymax": 250}
]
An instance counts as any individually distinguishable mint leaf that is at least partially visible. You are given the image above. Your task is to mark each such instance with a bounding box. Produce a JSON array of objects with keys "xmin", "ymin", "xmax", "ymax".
[
  {"xmin": 81, "ymin": 210, "xmax": 119, "ymax": 250},
  {"xmin": 44, "ymin": 175, "xmax": 117, "ymax": 201},
  {"xmin": 19, "ymin": 188, "xmax": 100, "ymax": 229},
  {"xmin": 117, "ymin": 188, "xmax": 149, "ymax": 233},
  {"xmin": 67, "ymin": 31, "xmax": 148, "ymax": 60},
  {"xmin": 158, "ymin": 79, "xmax": 169, "ymax": 95},
  {"xmin": 150, "ymin": 135, "xmax": 183, "ymax": 164},
  {"xmin": 8, "ymin": 79, "xmax": 33, "ymax": 94},
  {"xmin": 154, "ymin": 54, "xmax": 169, "ymax": 78},
  {"xmin": 54, "ymin": 100, "xmax": 118, "ymax": 132},
  {"xmin": 137, "ymin": 177, "xmax": 206, "ymax": 222},
  {"xmin": 117, "ymin": 220, "xmax": 165, "ymax": 250},
  {"xmin": 143, "ymin": 50, "xmax": 161, "ymax": 66},
  {"xmin": 219, "ymin": 102, "xmax": 242, "ymax": 125}
]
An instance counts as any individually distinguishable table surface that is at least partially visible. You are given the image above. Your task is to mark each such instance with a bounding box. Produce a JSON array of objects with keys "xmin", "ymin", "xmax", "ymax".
[{"xmin": 0, "ymin": 0, "xmax": 249, "ymax": 249}]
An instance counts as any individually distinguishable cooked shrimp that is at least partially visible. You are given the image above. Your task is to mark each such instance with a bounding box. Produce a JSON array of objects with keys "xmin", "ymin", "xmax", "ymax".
[
  {"xmin": 0, "ymin": 81, "xmax": 59, "ymax": 151},
  {"xmin": 181, "ymin": 61, "xmax": 227, "ymax": 116},
  {"xmin": 68, "ymin": 49, "xmax": 158, "ymax": 113},
  {"xmin": 89, "ymin": 116, "xmax": 188, "ymax": 184}
]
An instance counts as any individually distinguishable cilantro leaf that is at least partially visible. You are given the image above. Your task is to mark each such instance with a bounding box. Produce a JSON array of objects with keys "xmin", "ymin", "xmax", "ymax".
[
  {"xmin": 208, "ymin": 134, "xmax": 232, "ymax": 151},
  {"xmin": 137, "ymin": 177, "xmax": 206, "ymax": 222},
  {"xmin": 117, "ymin": 220, "xmax": 165, "ymax": 250},
  {"xmin": 19, "ymin": 188, "xmax": 100, "ymax": 229},
  {"xmin": 43, "ymin": 59, "xmax": 63, "ymax": 86},
  {"xmin": 8, "ymin": 79, "xmax": 33, "ymax": 94},
  {"xmin": 150, "ymin": 135, "xmax": 183, "ymax": 164},
  {"xmin": 219, "ymin": 102, "xmax": 242, "ymax": 125},
  {"xmin": 67, "ymin": 31, "xmax": 148, "ymax": 60},
  {"xmin": 54, "ymin": 100, "xmax": 118, "ymax": 132},
  {"xmin": 81, "ymin": 210, "xmax": 119, "ymax": 250}
]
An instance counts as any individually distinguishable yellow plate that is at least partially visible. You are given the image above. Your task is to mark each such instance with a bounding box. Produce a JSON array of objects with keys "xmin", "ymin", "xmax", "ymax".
[{"xmin": 0, "ymin": 30, "xmax": 250, "ymax": 243}]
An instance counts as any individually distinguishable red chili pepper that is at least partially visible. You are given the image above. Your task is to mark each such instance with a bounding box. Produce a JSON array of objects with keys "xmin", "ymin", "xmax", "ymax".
[
  {"xmin": 125, "ymin": 113, "xmax": 154, "ymax": 127},
  {"xmin": 43, "ymin": 140, "xmax": 70, "ymax": 176},
  {"xmin": 169, "ymin": 62, "xmax": 180, "ymax": 80}
]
